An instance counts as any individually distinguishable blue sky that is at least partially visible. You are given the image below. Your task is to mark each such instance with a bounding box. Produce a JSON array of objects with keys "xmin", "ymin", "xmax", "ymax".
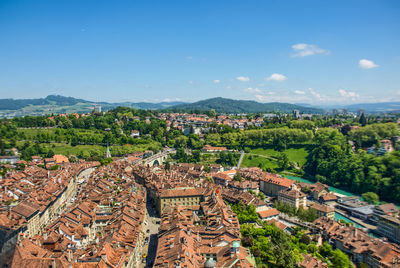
[{"xmin": 0, "ymin": 0, "xmax": 399, "ymax": 104}]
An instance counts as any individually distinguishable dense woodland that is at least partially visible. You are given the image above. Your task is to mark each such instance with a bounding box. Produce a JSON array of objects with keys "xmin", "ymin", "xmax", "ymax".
[
  {"xmin": 1, "ymin": 107, "xmax": 399, "ymax": 203},
  {"xmin": 240, "ymin": 222, "xmax": 351, "ymax": 268},
  {"xmin": 164, "ymin": 97, "xmax": 324, "ymax": 114}
]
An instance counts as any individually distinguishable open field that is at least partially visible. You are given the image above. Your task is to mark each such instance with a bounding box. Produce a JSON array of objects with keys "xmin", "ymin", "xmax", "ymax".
[
  {"xmin": 249, "ymin": 146, "xmax": 312, "ymax": 166},
  {"xmin": 241, "ymin": 154, "xmax": 279, "ymax": 170},
  {"xmin": 15, "ymin": 141, "xmax": 161, "ymax": 158},
  {"xmin": 18, "ymin": 128, "xmax": 106, "ymax": 140}
]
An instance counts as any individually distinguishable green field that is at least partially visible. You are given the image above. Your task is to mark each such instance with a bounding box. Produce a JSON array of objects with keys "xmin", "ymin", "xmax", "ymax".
[
  {"xmin": 18, "ymin": 128, "xmax": 58, "ymax": 139},
  {"xmin": 18, "ymin": 128, "xmax": 105, "ymax": 140},
  {"xmin": 40, "ymin": 143, "xmax": 105, "ymax": 156},
  {"xmin": 241, "ymin": 154, "xmax": 279, "ymax": 170},
  {"xmin": 249, "ymin": 146, "xmax": 311, "ymax": 166},
  {"xmin": 240, "ymin": 145, "xmax": 312, "ymax": 170},
  {"xmin": 15, "ymin": 141, "xmax": 161, "ymax": 158}
]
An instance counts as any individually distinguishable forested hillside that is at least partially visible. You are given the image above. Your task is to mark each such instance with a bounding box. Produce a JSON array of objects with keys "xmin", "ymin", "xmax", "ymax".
[{"xmin": 166, "ymin": 97, "xmax": 325, "ymax": 114}]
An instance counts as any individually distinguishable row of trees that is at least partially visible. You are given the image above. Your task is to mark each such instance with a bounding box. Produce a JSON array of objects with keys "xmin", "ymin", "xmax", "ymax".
[{"xmin": 274, "ymin": 201, "xmax": 318, "ymax": 222}]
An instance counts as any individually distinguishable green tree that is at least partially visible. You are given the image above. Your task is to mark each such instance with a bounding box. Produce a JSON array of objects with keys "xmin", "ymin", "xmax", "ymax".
[
  {"xmin": 359, "ymin": 113, "xmax": 367, "ymax": 126},
  {"xmin": 362, "ymin": 192, "xmax": 379, "ymax": 204},
  {"xmin": 277, "ymin": 152, "xmax": 289, "ymax": 170},
  {"xmin": 47, "ymin": 149, "xmax": 55, "ymax": 158},
  {"xmin": 329, "ymin": 249, "xmax": 350, "ymax": 268},
  {"xmin": 233, "ymin": 172, "xmax": 242, "ymax": 182},
  {"xmin": 208, "ymin": 109, "xmax": 217, "ymax": 118},
  {"xmin": 192, "ymin": 150, "xmax": 201, "ymax": 162},
  {"xmin": 165, "ymin": 161, "xmax": 171, "ymax": 170}
]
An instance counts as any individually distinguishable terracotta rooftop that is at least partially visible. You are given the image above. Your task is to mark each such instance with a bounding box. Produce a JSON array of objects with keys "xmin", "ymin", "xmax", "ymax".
[{"xmin": 258, "ymin": 208, "xmax": 279, "ymax": 219}]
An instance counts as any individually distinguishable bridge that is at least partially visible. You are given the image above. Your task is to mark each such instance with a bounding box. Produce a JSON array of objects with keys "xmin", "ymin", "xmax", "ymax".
[{"xmin": 142, "ymin": 149, "xmax": 174, "ymax": 167}]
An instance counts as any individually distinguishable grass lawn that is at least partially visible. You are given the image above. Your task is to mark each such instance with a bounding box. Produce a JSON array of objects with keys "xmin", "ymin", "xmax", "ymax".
[
  {"xmin": 40, "ymin": 143, "xmax": 105, "ymax": 156},
  {"xmin": 249, "ymin": 146, "xmax": 310, "ymax": 166},
  {"xmin": 241, "ymin": 154, "xmax": 279, "ymax": 170},
  {"xmin": 18, "ymin": 128, "xmax": 106, "ymax": 140},
  {"xmin": 27, "ymin": 142, "xmax": 161, "ymax": 157},
  {"xmin": 18, "ymin": 128, "xmax": 59, "ymax": 139}
]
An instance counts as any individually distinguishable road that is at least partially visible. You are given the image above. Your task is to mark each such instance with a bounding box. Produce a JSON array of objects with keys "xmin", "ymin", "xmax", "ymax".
[
  {"xmin": 237, "ymin": 150, "xmax": 245, "ymax": 168},
  {"xmin": 139, "ymin": 195, "xmax": 160, "ymax": 268}
]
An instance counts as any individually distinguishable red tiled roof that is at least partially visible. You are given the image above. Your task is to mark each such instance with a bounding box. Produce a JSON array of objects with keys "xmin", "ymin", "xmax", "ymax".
[{"xmin": 258, "ymin": 208, "xmax": 279, "ymax": 219}]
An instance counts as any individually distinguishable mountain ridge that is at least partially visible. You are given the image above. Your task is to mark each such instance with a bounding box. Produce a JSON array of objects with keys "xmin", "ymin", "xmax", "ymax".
[
  {"xmin": 1, "ymin": 95, "xmax": 398, "ymax": 117},
  {"xmin": 0, "ymin": 95, "xmax": 185, "ymax": 111},
  {"xmin": 165, "ymin": 97, "xmax": 325, "ymax": 114}
]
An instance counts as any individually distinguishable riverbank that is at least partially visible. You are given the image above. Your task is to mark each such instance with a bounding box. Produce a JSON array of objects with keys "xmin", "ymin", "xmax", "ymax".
[
  {"xmin": 284, "ymin": 175, "xmax": 400, "ymax": 209},
  {"xmin": 334, "ymin": 209, "xmax": 376, "ymax": 230}
]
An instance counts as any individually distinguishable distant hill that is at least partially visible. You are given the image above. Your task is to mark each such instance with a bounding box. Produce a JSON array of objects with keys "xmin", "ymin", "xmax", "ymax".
[
  {"xmin": 0, "ymin": 95, "xmax": 88, "ymax": 110},
  {"xmin": 4, "ymin": 95, "xmax": 396, "ymax": 117},
  {"xmin": 0, "ymin": 95, "xmax": 186, "ymax": 117},
  {"xmin": 166, "ymin": 97, "xmax": 325, "ymax": 114},
  {"xmin": 344, "ymin": 102, "xmax": 400, "ymax": 113}
]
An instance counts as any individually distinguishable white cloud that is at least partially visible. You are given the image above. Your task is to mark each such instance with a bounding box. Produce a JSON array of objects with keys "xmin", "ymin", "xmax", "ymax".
[
  {"xmin": 236, "ymin": 76, "xmax": 250, "ymax": 82},
  {"xmin": 291, "ymin": 43, "xmax": 330, "ymax": 57},
  {"xmin": 266, "ymin": 73, "xmax": 287, "ymax": 81},
  {"xmin": 162, "ymin": 98, "xmax": 183, "ymax": 102},
  {"xmin": 309, "ymin": 88, "xmax": 322, "ymax": 100},
  {"xmin": 338, "ymin": 89, "xmax": 360, "ymax": 100},
  {"xmin": 255, "ymin": 95, "xmax": 265, "ymax": 102},
  {"xmin": 213, "ymin": 80, "xmax": 220, "ymax": 83},
  {"xmin": 248, "ymin": 86, "xmax": 391, "ymax": 104},
  {"xmin": 186, "ymin": 56, "xmax": 193, "ymax": 60},
  {"xmin": 244, "ymin": 87, "xmax": 261, "ymax": 93},
  {"xmin": 359, "ymin": 59, "xmax": 378, "ymax": 69},
  {"xmin": 188, "ymin": 80, "xmax": 193, "ymax": 84}
]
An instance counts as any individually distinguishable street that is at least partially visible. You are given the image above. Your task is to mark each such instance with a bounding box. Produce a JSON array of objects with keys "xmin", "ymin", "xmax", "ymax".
[{"xmin": 139, "ymin": 195, "xmax": 160, "ymax": 268}]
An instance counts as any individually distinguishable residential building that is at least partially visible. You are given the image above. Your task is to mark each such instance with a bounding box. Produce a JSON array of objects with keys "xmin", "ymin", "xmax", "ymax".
[
  {"xmin": 209, "ymin": 164, "xmax": 224, "ymax": 173},
  {"xmin": 278, "ymin": 188, "xmax": 307, "ymax": 209},
  {"xmin": 202, "ymin": 145, "xmax": 228, "ymax": 152},
  {"xmin": 0, "ymin": 156, "xmax": 19, "ymax": 165},
  {"xmin": 372, "ymin": 203, "xmax": 399, "ymax": 224},
  {"xmin": 308, "ymin": 181, "xmax": 329, "ymax": 200},
  {"xmin": 300, "ymin": 254, "xmax": 328, "ymax": 268},
  {"xmin": 376, "ymin": 215, "xmax": 400, "ymax": 244},
  {"xmin": 311, "ymin": 203, "xmax": 334, "ymax": 219},
  {"xmin": 157, "ymin": 187, "xmax": 205, "ymax": 214},
  {"xmin": 130, "ymin": 129, "xmax": 140, "ymax": 137},
  {"xmin": 259, "ymin": 173, "xmax": 294, "ymax": 197},
  {"xmin": 258, "ymin": 208, "xmax": 279, "ymax": 221},
  {"xmin": 313, "ymin": 217, "xmax": 400, "ymax": 268},
  {"xmin": 319, "ymin": 193, "xmax": 338, "ymax": 206}
]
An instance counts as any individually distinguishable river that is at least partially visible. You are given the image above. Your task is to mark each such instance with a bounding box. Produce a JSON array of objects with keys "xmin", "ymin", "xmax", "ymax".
[
  {"xmin": 285, "ymin": 175, "xmax": 355, "ymax": 197},
  {"xmin": 285, "ymin": 175, "xmax": 400, "ymax": 209}
]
